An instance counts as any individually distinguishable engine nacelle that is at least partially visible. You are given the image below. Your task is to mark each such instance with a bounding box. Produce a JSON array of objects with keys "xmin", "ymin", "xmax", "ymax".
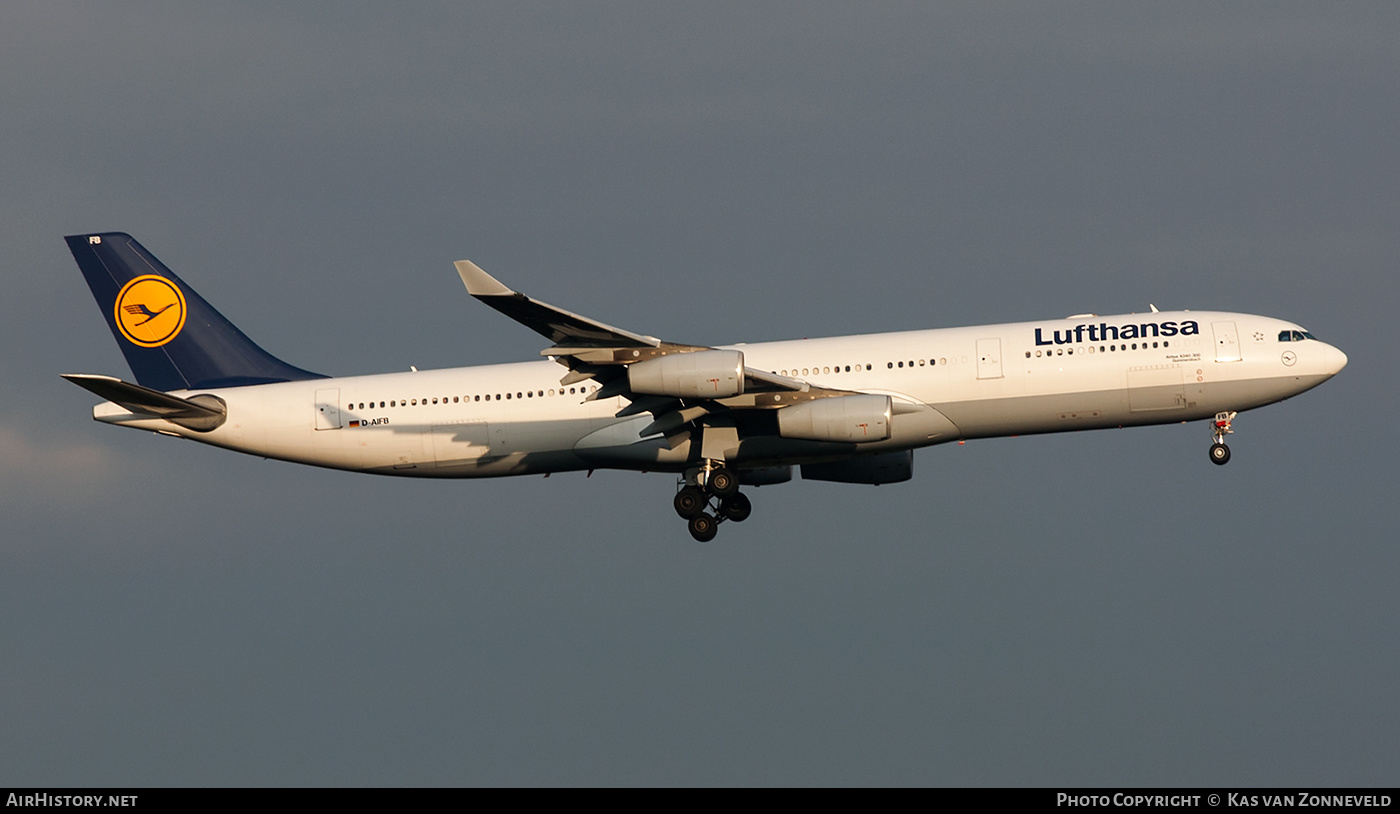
[
  {"xmin": 777, "ymin": 394, "xmax": 891, "ymax": 443},
  {"xmin": 801, "ymin": 450, "xmax": 913, "ymax": 484},
  {"xmin": 628, "ymin": 349, "xmax": 745, "ymax": 399}
]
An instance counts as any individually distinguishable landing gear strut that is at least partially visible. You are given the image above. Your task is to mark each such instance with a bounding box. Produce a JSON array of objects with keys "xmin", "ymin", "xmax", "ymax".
[
  {"xmin": 674, "ymin": 461, "xmax": 751, "ymax": 542},
  {"xmin": 1209, "ymin": 411, "xmax": 1236, "ymax": 466}
]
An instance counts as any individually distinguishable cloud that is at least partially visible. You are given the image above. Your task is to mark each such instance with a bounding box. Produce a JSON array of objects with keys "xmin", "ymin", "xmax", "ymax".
[{"xmin": 0, "ymin": 424, "xmax": 122, "ymax": 515}]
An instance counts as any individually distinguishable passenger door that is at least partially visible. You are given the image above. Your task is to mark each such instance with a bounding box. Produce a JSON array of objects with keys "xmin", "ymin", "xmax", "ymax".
[
  {"xmin": 314, "ymin": 388, "xmax": 342, "ymax": 430},
  {"xmin": 1212, "ymin": 321, "xmax": 1241, "ymax": 363},
  {"xmin": 976, "ymin": 338, "xmax": 1004, "ymax": 380}
]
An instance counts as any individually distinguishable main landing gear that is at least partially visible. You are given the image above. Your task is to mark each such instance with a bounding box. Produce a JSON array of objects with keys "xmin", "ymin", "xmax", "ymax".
[
  {"xmin": 674, "ymin": 461, "xmax": 752, "ymax": 542},
  {"xmin": 1209, "ymin": 411, "xmax": 1237, "ymax": 466}
]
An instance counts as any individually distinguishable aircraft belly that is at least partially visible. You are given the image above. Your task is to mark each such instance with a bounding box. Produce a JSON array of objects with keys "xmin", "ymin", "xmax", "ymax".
[
  {"xmin": 938, "ymin": 373, "xmax": 1333, "ymax": 438},
  {"xmin": 431, "ymin": 421, "xmax": 491, "ymax": 462},
  {"xmin": 889, "ymin": 403, "xmax": 961, "ymax": 444},
  {"xmin": 574, "ymin": 415, "xmax": 691, "ymax": 469},
  {"xmin": 449, "ymin": 418, "xmax": 595, "ymax": 477},
  {"xmin": 1127, "ymin": 366, "xmax": 1187, "ymax": 412},
  {"xmin": 352, "ymin": 417, "xmax": 599, "ymax": 478}
]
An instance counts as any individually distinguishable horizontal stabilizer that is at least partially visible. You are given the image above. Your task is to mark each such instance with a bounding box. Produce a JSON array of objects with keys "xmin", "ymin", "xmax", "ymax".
[{"xmin": 62, "ymin": 374, "xmax": 226, "ymax": 430}]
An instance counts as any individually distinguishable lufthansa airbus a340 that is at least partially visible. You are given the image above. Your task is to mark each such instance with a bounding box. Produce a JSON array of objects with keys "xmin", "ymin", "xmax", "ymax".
[{"xmin": 65, "ymin": 233, "xmax": 1347, "ymax": 541}]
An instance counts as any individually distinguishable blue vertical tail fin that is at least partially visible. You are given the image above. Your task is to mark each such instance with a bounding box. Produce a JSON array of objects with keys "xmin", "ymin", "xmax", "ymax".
[{"xmin": 66, "ymin": 232, "xmax": 326, "ymax": 391}]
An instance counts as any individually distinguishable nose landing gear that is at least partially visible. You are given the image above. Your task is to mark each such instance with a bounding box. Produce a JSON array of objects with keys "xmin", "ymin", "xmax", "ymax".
[
  {"xmin": 674, "ymin": 461, "xmax": 751, "ymax": 542},
  {"xmin": 1209, "ymin": 411, "xmax": 1236, "ymax": 466}
]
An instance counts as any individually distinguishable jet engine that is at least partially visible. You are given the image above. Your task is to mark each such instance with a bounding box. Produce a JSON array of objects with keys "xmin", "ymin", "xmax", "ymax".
[
  {"xmin": 776, "ymin": 393, "xmax": 892, "ymax": 443},
  {"xmin": 628, "ymin": 349, "xmax": 745, "ymax": 399}
]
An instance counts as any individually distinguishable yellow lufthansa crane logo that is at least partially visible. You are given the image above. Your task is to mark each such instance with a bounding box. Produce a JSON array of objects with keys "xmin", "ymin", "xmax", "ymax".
[{"xmin": 114, "ymin": 275, "xmax": 187, "ymax": 347}]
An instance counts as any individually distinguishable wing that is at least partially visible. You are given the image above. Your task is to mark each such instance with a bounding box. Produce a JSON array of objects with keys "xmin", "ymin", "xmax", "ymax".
[
  {"xmin": 454, "ymin": 260, "xmax": 858, "ymax": 446},
  {"xmin": 456, "ymin": 260, "xmax": 662, "ymax": 350}
]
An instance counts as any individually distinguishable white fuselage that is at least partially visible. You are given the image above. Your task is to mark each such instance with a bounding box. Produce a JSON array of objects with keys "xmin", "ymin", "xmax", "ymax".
[{"xmin": 93, "ymin": 310, "xmax": 1347, "ymax": 477}]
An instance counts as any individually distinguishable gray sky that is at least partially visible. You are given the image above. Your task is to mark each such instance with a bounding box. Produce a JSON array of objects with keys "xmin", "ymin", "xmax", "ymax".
[{"xmin": 2, "ymin": 2, "xmax": 1396, "ymax": 785}]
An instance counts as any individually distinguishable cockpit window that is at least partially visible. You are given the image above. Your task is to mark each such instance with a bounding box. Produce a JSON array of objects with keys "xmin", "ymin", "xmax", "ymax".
[{"xmin": 1279, "ymin": 330, "xmax": 1317, "ymax": 342}]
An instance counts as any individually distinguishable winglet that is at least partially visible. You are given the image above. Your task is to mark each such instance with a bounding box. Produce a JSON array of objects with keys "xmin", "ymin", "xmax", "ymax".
[{"xmin": 455, "ymin": 260, "xmax": 514, "ymax": 297}]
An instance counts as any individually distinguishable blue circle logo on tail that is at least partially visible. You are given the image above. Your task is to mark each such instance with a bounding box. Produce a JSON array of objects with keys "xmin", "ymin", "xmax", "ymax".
[{"xmin": 115, "ymin": 275, "xmax": 187, "ymax": 347}]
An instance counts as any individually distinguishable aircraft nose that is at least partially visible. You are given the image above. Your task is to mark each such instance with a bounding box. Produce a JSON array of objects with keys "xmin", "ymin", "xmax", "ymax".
[{"xmin": 1323, "ymin": 343, "xmax": 1348, "ymax": 376}]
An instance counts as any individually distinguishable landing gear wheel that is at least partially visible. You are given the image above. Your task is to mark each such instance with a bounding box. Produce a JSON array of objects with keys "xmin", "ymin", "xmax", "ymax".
[
  {"xmin": 688, "ymin": 513, "xmax": 719, "ymax": 543},
  {"xmin": 707, "ymin": 467, "xmax": 739, "ymax": 498},
  {"xmin": 719, "ymin": 492, "xmax": 752, "ymax": 523},
  {"xmin": 1209, "ymin": 442, "xmax": 1231, "ymax": 466},
  {"xmin": 674, "ymin": 486, "xmax": 707, "ymax": 518}
]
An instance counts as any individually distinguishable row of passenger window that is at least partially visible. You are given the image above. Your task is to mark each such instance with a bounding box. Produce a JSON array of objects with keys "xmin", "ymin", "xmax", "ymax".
[
  {"xmin": 780, "ymin": 364, "xmax": 871, "ymax": 376},
  {"xmin": 785, "ymin": 342, "xmax": 1184, "ymax": 374},
  {"xmin": 1026, "ymin": 340, "xmax": 1171, "ymax": 358},
  {"xmin": 887, "ymin": 359, "xmax": 949, "ymax": 369},
  {"xmin": 347, "ymin": 385, "xmax": 598, "ymax": 410},
  {"xmin": 778, "ymin": 358, "xmax": 955, "ymax": 377}
]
